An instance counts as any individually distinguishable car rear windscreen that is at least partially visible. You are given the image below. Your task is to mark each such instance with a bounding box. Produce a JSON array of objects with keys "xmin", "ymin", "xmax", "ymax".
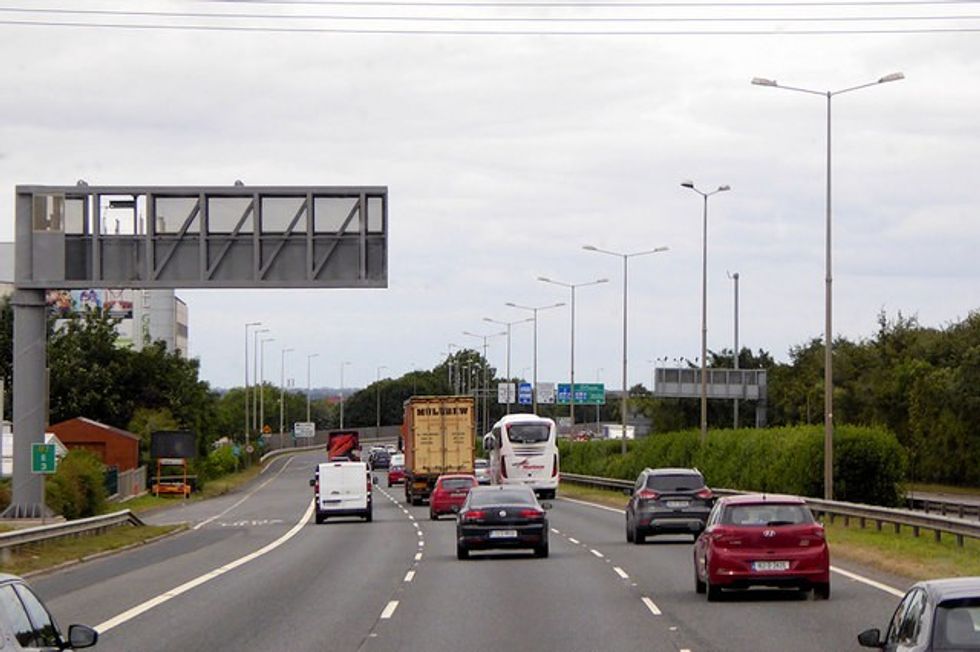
[
  {"xmin": 645, "ymin": 474, "xmax": 705, "ymax": 492},
  {"xmin": 441, "ymin": 478, "xmax": 475, "ymax": 491},
  {"xmin": 470, "ymin": 490, "xmax": 536, "ymax": 506},
  {"xmin": 506, "ymin": 423, "xmax": 551, "ymax": 444},
  {"xmin": 933, "ymin": 599, "xmax": 980, "ymax": 650},
  {"xmin": 723, "ymin": 504, "xmax": 813, "ymax": 526}
]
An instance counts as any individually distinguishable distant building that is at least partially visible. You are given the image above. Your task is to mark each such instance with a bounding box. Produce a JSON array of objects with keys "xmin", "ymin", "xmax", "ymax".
[{"xmin": 48, "ymin": 417, "xmax": 141, "ymax": 472}]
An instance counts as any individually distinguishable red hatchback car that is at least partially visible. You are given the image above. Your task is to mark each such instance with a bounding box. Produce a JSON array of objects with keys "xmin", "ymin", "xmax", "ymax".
[
  {"xmin": 693, "ymin": 494, "xmax": 830, "ymax": 601},
  {"xmin": 430, "ymin": 474, "xmax": 478, "ymax": 520}
]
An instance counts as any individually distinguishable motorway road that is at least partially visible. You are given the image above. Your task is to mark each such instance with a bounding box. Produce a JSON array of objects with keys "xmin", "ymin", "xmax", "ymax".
[{"xmin": 30, "ymin": 452, "xmax": 909, "ymax": 651}]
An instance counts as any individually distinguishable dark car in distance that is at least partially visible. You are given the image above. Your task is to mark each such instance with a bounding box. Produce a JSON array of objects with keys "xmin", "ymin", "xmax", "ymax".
[
  {"xmin": 369, "ymin": 449, "xmax": 390, "ymax": 470},
  {"xmin": 456, "ymin": 485, "xmax": 550, "ymax": 559},
  {"xmin": 0, "ymin": 573, "xmax": 99, "ymax": 650},
  {"xmin": 858, "ymin": 576, "xmax": 980, "ymax": 650},
  {"xmin": 626, "ymin": 467, "xmax": 713, "ymax": 543}
]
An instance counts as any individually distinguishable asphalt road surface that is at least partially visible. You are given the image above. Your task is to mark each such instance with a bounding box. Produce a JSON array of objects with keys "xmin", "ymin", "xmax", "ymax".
[{"xmin": 31, "ymin": 452, "xmax": 910, "ymax": 651}]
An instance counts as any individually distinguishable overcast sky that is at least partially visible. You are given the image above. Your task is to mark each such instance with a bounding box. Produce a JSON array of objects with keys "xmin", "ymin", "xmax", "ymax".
[{"xmin": 2, "ymin": 1, "xmax": 977, "ymax": 391}]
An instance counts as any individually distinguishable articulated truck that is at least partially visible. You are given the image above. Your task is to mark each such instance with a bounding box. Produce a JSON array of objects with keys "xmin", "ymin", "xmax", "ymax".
[{"xmin": 402, "ymin": 396, "xmax": 475, "ymax": 505}]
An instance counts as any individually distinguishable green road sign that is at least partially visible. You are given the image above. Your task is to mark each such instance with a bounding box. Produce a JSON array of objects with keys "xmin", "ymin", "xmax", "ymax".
[
  {"xmin": 31, "ymin": 443, "xmax": 57, "ymax": 474},
  {"xmin": 557, "ymin": 383, "xmax": 606, "ymax": 404}
]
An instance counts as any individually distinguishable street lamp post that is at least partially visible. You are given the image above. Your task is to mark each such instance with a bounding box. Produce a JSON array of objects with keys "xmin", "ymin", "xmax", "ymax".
[
  {"xmin": 376, "ymin": 365, "xmax": 388, "ymax": 439},
  {"xmin": 259, "ymin": 337, "xmax": 274, "ymax": 438},
  {"xmin": 537, "ymin": 277, "xmax": 608, "ymax": 432},
  {"xmin": 244, "ymin": 322, "xmax": 261, "ymax": 445},
  {"xmin": 279, "ymin": 347, "xmax": 294, "ymax": 445},
  {"xmin": 306, "ymin": 353, "xmax": 320, "ymax": 423},
  {"xmin": 583, "ymin": 245, "xmax": 668, "ymax": 453},
  {"xmin": 252, "ymin": 328, "xmax": 269, "ymax": 433},
  {"xmin": 752, "ymin": 71, "xmax": 904, "ymax": 500},
  {"xmin": 463, "ymin": 330, "xmax": 506, "ymax": 435},
  {"xmin": 728, "ymin": 271, "xmax": 741, "ymax": 429},
  {"xmin": 505, "ymin": 301, "xmax": 564, "ymax": 414},
  {"xmin": 339, "ymin": 361, "xmax": 351, "ymax": 429},
  {"xmin": 483, "ymin": 316, "xmax": 534, "ymax": 415},
  {"xmin": 681, "ymin": 181, "xmax": 731, "ymax": 445},
  {"xmin": 595, "ymin": 367, "xmax": 603, "ymax": 435}
]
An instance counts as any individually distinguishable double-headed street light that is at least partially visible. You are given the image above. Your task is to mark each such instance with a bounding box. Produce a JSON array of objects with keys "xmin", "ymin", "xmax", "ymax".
[
  {"xmin": 279, "ymin": 347, "xmax": 294, "ymax": 441},
  {"xmin": 306, "ymin": 353, "xmax": 320, "ymax": 423},
  {"xmin": 752, "ymin": 71, "xmax": 904, "ymax": 500},
  {"xmin": 244, "ymin": 321, "xmax": 261, "ymax": 445},
  {"xmin": 376, "ymin": 365, "xmax": 388, "ymax": 439},
  {"xmin": 728, "ymin": 271, "xmax": 741, "ymax": 429},
  {"xmin": 483, "ymin": 316, "xmax": 534, "ymax": 414},
  {"xmin": 681, "ymin": 181, "xmax": 731, "ymax": 445},
  {"xmin": 537, "ymin": 276, "xmax": 609, "ymax": 430},
  {"xmin": 339, "ymin": 361, "xmax": 351, "ymax": 429},
  {"xmin": 583, "ymin": 245, "xmax": 669, "ymax": 453},
  {"xmin": 463, "ymin": 330, "xmax": 506, "ymax": 435},
  {"xmin": 259, "ymin": 336, "xmax": 274, "ymax": 436},
  {"xmin": 252, "ymin": 328, "xmax": 270, "ymax": 432},
  {"xmin": 505, "ymin": 301, "xmax": 564, "ymax": 414}
]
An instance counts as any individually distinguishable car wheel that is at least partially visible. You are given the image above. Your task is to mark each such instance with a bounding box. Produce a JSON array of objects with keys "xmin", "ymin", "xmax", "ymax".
[
  {"xmin": 632, "ymin": 521, "xmax": 645, "ymax": 545},
  {"xmin": 695, "ymin": 568, "xmax": 706, "ymax": 594},
  {"xmin": 535, "ymin": 542, "xmax": 549, "ymax": 558},
  {"xmin": 315, "ymin": 512, "xmax": 324, "ymax": 525},
  {"xmin": 456, "ymin": 543, "xmax": 469, "ymax": 560},
  {"xmin": 429, "ymin": 510, "xmax": 438, "ymax": 520},
  {"xmin": 706, "ymin": 579, "xmax": 723, "ymax": 602},
  {"xmin": 625, "ymin": 515, "xmax": 635, "ymax": 543},
  {"xmin": 812, "ymin": 582, "xmax": 830, "ymax": 600},
  {"xmin": 364, "ymin": 509, "xmax": 373, "ymax": 522}
]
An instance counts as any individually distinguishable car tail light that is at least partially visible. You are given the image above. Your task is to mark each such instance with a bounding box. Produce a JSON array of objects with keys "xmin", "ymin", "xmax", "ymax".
[
  {"xmin": 799, "ymin": 525, "xmax": 825, "ymax": 546},
  {"xmin": 552, "ymin": 453, "xmax": 559, "ymax": 477},
  {"xmin": 711, "ymin": 527, "xmax": 743, "ymax": 547},
  {"xmin": 366, "ymin": 477, "xmax": 372, "ymax": 492},
  {"xmin": 462, "ymin": 510, "xmax": 486, "ymax": 523},
  {"xmin": 696, "ymin": 488, "xmax": 713, "ymax": 500},
  {"xmin": 637, "ymin": 489, "xmax": 660, "ymax": 501},
  {"xmin": 500, "ymin": 456, "xmax": 508, "ymax": 479},
  {"xmin": 519, "ymin": 509, "xmax": 544, "ymax": 520}
]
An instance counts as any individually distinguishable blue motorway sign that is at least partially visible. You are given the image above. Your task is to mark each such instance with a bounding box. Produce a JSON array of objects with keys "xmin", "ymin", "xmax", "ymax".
[
  {"xmin": 518, "ymin": 382, "xmax": 533, "ymax": 405},
  {"xmin": 556, "ymin": 383, "xmax": 605, "ymax": 404}
]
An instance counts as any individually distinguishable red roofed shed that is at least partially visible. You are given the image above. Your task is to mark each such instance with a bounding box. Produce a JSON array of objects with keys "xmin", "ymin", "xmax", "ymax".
[{"xmin": 48, "ymin": 417, "xmax": 141, "ymax": 471}]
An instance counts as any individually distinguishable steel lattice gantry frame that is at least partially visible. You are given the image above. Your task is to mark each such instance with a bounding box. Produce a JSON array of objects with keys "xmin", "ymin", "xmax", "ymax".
[{"xmin": 5, "ymin": 185, "xmax": 388, "ymax": 517}]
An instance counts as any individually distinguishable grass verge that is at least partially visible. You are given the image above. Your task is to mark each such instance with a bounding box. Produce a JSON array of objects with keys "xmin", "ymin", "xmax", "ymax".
[
  {"xmin": 559, "ymin": 481, "xmax": 980, "ymax": 582},
  {"xmin": 121, "ymin": 464, "xmax": 264, "ymax": 515},
  {"xmin": 907, "ymin": 482, "xmax": 980, "ymax": 497},
  {"xmin": 0, "ymin": 523, "xmax": 184, "ymax": 576}
]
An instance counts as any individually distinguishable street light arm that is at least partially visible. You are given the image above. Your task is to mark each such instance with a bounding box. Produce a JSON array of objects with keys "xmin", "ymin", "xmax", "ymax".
[{"xmin": 833, "ymin": 72, "xmax": 904, "ymax": 96}]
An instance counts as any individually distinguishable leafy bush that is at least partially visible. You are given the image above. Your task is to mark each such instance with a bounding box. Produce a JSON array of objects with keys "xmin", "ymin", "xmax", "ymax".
[
  {"xmin": 559, "ymin": 425, "xmax": 907, "ymax": 506},
  {"xmin": 45, "ymin": 450, "xmax": 108, "ymax": 519},
  {"xmin": 0, "ymin": 479, "xmax": 10, "ymax": 512},
  {"xmin": 198, "ymin": 445, "xmax": 239, "ymax": 481}
]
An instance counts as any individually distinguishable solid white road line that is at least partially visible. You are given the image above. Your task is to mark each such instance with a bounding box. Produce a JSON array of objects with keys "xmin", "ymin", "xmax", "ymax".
[
  {"xmin": 96, "ymin": 499, "xmax": 315, "ymax": 634},
  {"xmin": 380, "ymin": 600, "xmax": 399, "ymax": 619},
  {"xmin": 641, "ymin": 597, "xmax": 662, "ymax": 616},
  {"xmin": 590, "ymin": 549, "xmax": 604, "ymax": 558},
  {"xmin": 613, "ymin": 567, "xmax": 629, "ymax": 580},
  {"xmin": 404, "ymin": 571, "xmax": 415, "ymax": 582},
  {"xmin": 194, "ymin": 456, "xmax": 297, "ymax": 530},
  {"xmin": 831, "ymin": 565, "xmax": 905, "ymax": 597},
  {"xmin": 561, "ymin": 493, "xmax": 909, "ymax": 598},
  {"xmin": 568, "ymin": 537, "xmax": 580, "ymax": 544}
]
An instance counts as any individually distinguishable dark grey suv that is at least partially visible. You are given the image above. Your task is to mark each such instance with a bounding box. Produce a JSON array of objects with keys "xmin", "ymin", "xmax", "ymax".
[{"xmin": 625, "ymin": 467, "xmax": 713, "ymax": 543}]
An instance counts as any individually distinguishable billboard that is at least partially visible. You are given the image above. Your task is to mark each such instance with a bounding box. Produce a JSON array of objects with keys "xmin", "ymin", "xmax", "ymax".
[{"xmin": 150, "ymin": 431, "xmax": 197, "ymax": 459}]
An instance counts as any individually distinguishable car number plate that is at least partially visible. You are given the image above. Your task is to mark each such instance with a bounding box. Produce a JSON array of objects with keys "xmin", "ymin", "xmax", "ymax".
[
  {"xmin": 489, "ymin": 529, "xmax": 518, "ymax": 538},
  {"xmin": 752, "ymin": 560, "xmax": 790, "ymax": 572},
  {"xmin": 666, "ymin": 500, "xmax": 689, "ymax": 508}
]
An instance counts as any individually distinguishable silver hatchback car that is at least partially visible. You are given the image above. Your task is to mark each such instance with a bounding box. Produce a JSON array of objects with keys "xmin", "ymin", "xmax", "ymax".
[{"xmin": 0, "ymin": 573, "xmax": 98, "ymax": 650}]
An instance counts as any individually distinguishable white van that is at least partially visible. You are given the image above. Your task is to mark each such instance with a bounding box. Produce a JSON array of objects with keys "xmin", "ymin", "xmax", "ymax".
[
  {"xmin": 483, "ymin": 414, "xmax": 559, "ymax": 499},
  {"xmin": 310, "ymin": 460, "xmax": 372, "ymax": 524}
]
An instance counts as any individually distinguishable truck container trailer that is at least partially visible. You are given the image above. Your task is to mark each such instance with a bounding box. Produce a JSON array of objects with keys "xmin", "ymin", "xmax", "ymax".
[{"xmin": 402, "ymin": 396, "xmax": 476, "ymax": 505}]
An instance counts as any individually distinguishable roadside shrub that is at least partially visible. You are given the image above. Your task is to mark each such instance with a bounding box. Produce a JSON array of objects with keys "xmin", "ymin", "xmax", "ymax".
[
  {"xmin": 198, "ymin": 445, "xmax": 239, "ymax": 481},
  {"xmin": 559, "ymin": 424, "xmax": 906, "ymax": 506},
  {"xmin": 0, "ymin": 479, "xmax": 10, "ymax": 512},
  {"xmin": 45, "ymin": 450, "xmax": 108, "ymax": 519}
]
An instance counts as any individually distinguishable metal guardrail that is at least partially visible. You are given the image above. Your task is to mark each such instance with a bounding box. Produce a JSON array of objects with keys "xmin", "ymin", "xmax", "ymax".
[
  {"xmin": 907, "ymin": 495, "xmax": 980, "ymax": 521},
  {"xmin": 0, "ymin": 510, "xmax": 145, "ymax": 556},
  {"xmin": 560, "ymin": 473, "xmax": 980, "ymax": 547}
]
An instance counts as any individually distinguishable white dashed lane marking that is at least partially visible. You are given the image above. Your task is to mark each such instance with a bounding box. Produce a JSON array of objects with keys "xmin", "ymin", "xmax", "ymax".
[
  {"xmin": 590, "ymin": 549, "xmax": 604, "ymax": 559},
  {"xmin": 613, "ymin": 567, "xmax": 629, "ymax": 579},
  {"xmin": 404, "ymin": 571, "xmax": 415, "ymax": 582},
  {"xmin": 414, "ymin": 552, "xmax": 423, "ymax": 561},
  {"xmin": 641, "ymin": 597, "xmax": 662, "ymax": 616},
  {"xmin": 380, "ymin": 601, "xmax": 399, "ymax": 619},
  {"xmin": 568, "ymin": 537, "xmax": 580, "ymax": 544}
]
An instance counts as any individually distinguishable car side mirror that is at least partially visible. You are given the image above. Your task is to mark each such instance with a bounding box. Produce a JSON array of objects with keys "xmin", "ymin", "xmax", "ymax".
[
  {"xmin": 67, "ymin": 624, "xmax": 99, "ymax": 649},
  {"xmin": 857, "ymin": 628, "xmax": 884, "ymax": 648},
  {"xmin": 309, "ymin": 478, "xmax": 316, "ymax": 487},
  {"xmin": 541, "ymin": 502, "xmax": 552, "ymax": 511}
]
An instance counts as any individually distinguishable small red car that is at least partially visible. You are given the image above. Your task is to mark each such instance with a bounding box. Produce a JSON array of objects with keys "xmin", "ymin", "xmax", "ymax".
[
  {"xmin": 430, "ymin": 474, "xmax": 478, "ymax": 520},
  {"xmin": 693, "ymin": 493, "xmax": 830, "ymax": 601},
  {"xmin": 387, "ymin": 465, "xmax": 406, "ymax": 486}
]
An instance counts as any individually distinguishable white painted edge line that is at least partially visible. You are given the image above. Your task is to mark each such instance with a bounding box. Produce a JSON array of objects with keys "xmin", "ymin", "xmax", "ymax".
[
  {"xmin": 560, "ymin": 496, "xmax": 625, "ymax": 514},
  {"xmin": 414, "ymin": 552, "xmax": 423, "ymax": 561},
  {"xmin": 641, "ymin": 597, "xmax": 662, "ymax": 616},
  {"xmin": 562, "ymin": 494, "xmax": 908, "ymax": 598},
  {"xmin": 831, "ymin": 565, "xmax": 905, "ymax": 597},
  {"xmin": 568, "ymin": 537, "xmax": 580, "ymax": 544},
  {"xmin": 404, "ymin": 571, "xmax": 415, "ymax": 582},
  {"xmin": 590, "ymin": 549, "xmax": 604, "ymax": 559},
  {"xmin": 194, "ymin": 456, "xmax": 296, "ymax": 530},
  {"xmin": 380, "ymin": 600, "xmax": 399, "ymax": 619},
  {"xmin": 96, "ymin": 498, "xmax": 315, "ymax": 634},
  {"xmin": 613, "ymin": 567, "xmax": 629, "ymax": 580}
]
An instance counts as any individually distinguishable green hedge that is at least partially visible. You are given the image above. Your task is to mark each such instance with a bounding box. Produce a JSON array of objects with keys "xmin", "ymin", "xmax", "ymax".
[
  {"xmin": 559, "ymin": 425, "xmax": 907, "ymax": 506},
  {"xmin": 45, "ymin": 450, "xmax": 108, "ymax": 519}
]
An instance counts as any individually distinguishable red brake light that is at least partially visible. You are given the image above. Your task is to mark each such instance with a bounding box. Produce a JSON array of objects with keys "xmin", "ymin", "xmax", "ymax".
[
  {"xmin": 500, "ymin": 456, "xmax": 507, "ymax": 479},
  {"xmin": 696, "ymin": 488, "xmax": 713, "ymax": 500},
  {"xmin": 462, "ymin": 510, "xmax": 486, "ymax": 522},
  {"xmin": 518, "ymin": 508, "xmax": 544, "ymax": 520},
  {"xmin": 710, "ymin": 526, "xmax": 743, "ymax": 547},
  {"xmin": 637, "ymin": 489, "xmax": 660, "ymax": 500}
]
